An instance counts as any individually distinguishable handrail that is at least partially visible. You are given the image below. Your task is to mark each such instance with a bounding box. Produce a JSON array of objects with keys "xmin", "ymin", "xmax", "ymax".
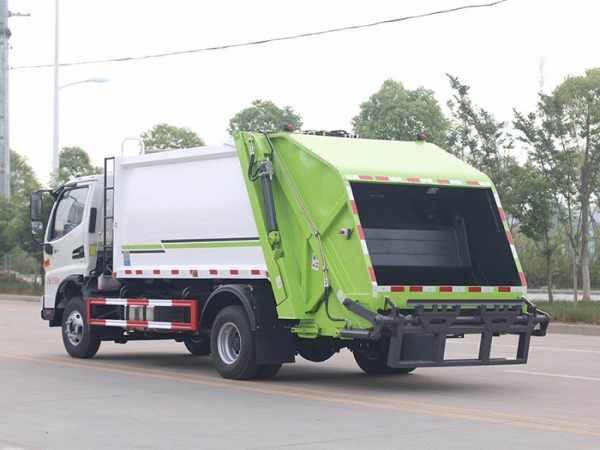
[{"xmin": 121, "ymin": 138, "xmax": 146, "ymax": 156}]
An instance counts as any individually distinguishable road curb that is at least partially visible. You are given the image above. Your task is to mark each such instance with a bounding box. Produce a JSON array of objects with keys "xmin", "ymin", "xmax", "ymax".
[
  {"xmin": 548, "ymin": 323, "xmax": 600, "ymax": 337},
  {"xmin": 0, "ymin": 294, "xmax": 39, "ymax": 303}
]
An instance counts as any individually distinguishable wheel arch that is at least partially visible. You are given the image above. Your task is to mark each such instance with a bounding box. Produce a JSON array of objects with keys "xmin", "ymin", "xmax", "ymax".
[
  {"xmin": 50, "ymin": 275, "xmax": 83, "ymax": 326},
  {"xmin": 200, "ymin": 284, "xmax": 261, "ymax": 331}
]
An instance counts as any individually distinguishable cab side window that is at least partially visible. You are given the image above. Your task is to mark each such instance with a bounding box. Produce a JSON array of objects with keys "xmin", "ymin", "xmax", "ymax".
[{"xmin": 50, "ymin": 187, "xmax": 89, "ymax": 241}]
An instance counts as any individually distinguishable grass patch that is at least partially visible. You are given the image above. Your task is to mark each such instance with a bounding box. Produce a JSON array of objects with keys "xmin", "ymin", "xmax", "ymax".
[
  {"xmin": 534, "ymin": 300, "xmax": 600, "ymax": 325},
  {"xmin": 0, "ymin": 274, "xmax": 43, "ymax": 296}
]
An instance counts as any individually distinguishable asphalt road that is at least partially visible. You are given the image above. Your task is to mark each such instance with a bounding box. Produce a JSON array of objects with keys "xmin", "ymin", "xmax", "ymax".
[{"xmin": 1, "ymin": 300, "xmax": 599, "ymax": 450}]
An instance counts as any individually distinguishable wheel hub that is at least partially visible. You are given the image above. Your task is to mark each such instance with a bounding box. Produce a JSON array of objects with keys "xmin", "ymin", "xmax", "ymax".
[
  {"xmin": 65, "ymin": 310, "xmax": 84, "ymax": 346},
  {"xmin": 217, "ymin": 322, "xmax": 242, "ymax": 365}
]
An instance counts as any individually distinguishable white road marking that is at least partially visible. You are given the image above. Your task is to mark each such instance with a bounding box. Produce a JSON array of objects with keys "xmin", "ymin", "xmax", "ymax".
[
  {"xmin": 449, "ymin": 340, "xmax": 600, "ymax": 355},
  {"xmin": 507, "ymin": 370, "xmax": 600, "ymax": 382}
]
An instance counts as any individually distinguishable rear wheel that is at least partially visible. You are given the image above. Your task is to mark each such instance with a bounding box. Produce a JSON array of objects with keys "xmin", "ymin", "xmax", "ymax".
[
  {"xmin": 183, "ymin": 335, "xmax": 211, "ymax": 355},
  {"xmin": 353, "ymin": 338, "xmax": 414, "ymax": 375},
  {"xmin": 210, "ymin": 306, "xmax": 259, "ymax": 380},
  {"xmin": 62, "ymin": 297, "xmax": 101, "ymax": 358}
]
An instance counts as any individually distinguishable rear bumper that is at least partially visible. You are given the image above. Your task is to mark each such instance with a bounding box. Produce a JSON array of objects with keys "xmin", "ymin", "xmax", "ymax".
[{"xmin": 341, "ymin": 297, "xmax": 549, "ymax": 368}]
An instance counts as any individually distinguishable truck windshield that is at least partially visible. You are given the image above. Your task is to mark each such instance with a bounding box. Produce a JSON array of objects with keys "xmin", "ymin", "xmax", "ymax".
[{"xmin": 50, "ymin": 186, "xmax": 89, "ymax": 241}]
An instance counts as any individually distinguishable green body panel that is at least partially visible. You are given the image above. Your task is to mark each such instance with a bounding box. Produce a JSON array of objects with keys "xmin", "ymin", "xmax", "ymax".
[{"xmin": 234, "ymin": 132, "xmax": 525, "ymax": 338}]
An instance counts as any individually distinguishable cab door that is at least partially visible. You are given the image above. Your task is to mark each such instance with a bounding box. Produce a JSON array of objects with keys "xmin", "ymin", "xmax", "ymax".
[{"xmin": 44, "ymin": 184, "xmax": 92, "ymax": 306}]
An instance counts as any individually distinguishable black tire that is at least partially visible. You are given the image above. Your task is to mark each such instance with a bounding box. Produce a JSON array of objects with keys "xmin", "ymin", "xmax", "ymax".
[
  {"xmin": 353, "ymin": 338, "xmax": 414, "ymax": 375},
  {"xmin": 253, "ymin": 364, "xmax": 282, "ymax": 380},
  {"xmin": 183, "ymin": 335, "xmax": 211, "ymax": 355},
  {"xmin": 210, "ymin": 306, "xmax": 259, "ymax": 380},
  {"xmin": 62, "ymin": 297, "xmax": 101, "ymax": 359},
  {"xmin": 297, "ymin": 343, "xmax": 335, "ymax": 362}
]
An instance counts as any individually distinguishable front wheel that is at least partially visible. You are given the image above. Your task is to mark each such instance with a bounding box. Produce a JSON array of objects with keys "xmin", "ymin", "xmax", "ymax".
[
  {"xmin": 62, "ymin": 297, "xmax": 101, "ymax": 358},
  {"xmin": 210, "ymin": 306, "xmax": 259, "ymax": 380},
  {"xmin": 353, "ymin": 337, "xmax": 414, "ymax": 375}
]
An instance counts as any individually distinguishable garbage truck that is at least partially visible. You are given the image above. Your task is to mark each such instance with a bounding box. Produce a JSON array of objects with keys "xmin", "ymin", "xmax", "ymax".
[{"xmin": 30, "ymin": 130, "xmax": 549, "ymax": 380}]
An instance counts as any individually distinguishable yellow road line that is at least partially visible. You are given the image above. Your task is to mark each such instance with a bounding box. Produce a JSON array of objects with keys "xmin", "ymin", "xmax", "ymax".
[
  {"xmin": 0, "ymin": 351, "xmax": 599, "ymax": 438},
  {"xmin": 4, "ymin": 348, "xmax": 599, "ymax": 432}
]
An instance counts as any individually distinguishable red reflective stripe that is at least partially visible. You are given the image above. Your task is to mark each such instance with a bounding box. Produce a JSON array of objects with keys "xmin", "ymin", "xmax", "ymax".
[
  {"xmin": 506, "ymin": 231, "xmax": 514, "ymax": 245},
  {"xmin": 467, "ymin": 181, "xmax": 480, "ymax": 186},
  {"xmin": 437, "ymin": 179, "xmax": 451, "ymax": 185},
  {"xmin": 230, "ymin": 270, "xmax": 239, "ymax": 275},
  {"xmin": 89, "ymin": 319, "xmax": 106, "ymax": 326},
  {"xmin": 391, "ymin": 286, "xmax": 405, "ymax": 292},
  {"xmin": 153, "ymin": 270, "xmax": 161, "ymax": 275},
  {"xmin": 359, "ymin": 175, "xmax": 373, "ymax": 180},
  {"xmin": 171, "ymin": 300, "xmax": 190, "ymax": 306},
  {"xmin": 251, "ymin": 270, "xmax": 260, "ymax": 275},
  {"xmin": 135, "ymin": 270, "xmax": 143, "ymax": 275},
  {"xmin": 469, "ymin": 287, "xmax": 482, "ymax": 292},
  {"xmin": 519, "ymin": 272, "xmax": 527, "ymax": 286},
  {"xmin": 171, "ymin": 323, "xmax": 192, "ymax": 331},
  {"xmin": 357, "ymin": 225, "xmax": 365, "ymax": 239},
  {"xmin": 209, "ymin": 269, "xmax": 218, "ymax": 275},
  {"xmin": 350, "ymin": 200, "xmax": 358, "ymax": 215},
  {"xmin": 440, "ymin": 286, "xmax": 452, "ymax": 292},
  {"xmin": 171, "ymin": 270, "xmax": 179, "ymax": 275},
  {"xmin": 89, "ymin": 298, "xmax": 107, "ymax": 304},
  {"xmin": 368, "ymin": 267, "xmax": 376, "ymax": 282},
  {"xmin": 375, "ymin": 176, "xmax": 390, "ymax": 181},
  {"xmin": 498, "ymin": 207, "xmax": 506, "ymax": 221},
  {"xmin": 128, "ymin": 299, "xmax": 149, "ymax": 306},
  {"xmin": 127, "ymin": 321, "xmax": 148, "ymax": 328},
  {"xmin": 499, "ymin": 287, "xmax": 511, "ymax": 292},
  {"xmin": 409, "ymin": 286, "xmax": 423, "ymax": 292},
  {"xmin": 407, "ymin": 177, "xmax": 420, "ymax": 183},
  {"xmin": 125, "ymin": 270, "xmax": 132, "ymax": 275}
]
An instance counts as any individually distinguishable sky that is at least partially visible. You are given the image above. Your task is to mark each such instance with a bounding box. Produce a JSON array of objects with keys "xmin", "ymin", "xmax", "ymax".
[{"xmin": 6, "ymin": 0, "xmax": 600, "ymax": 184}]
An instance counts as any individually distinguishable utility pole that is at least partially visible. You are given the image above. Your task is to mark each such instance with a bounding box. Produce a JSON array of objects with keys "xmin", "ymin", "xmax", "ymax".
[{"xmin": 0, "ymin": 1, "xmax": 29, "ymax": 199}]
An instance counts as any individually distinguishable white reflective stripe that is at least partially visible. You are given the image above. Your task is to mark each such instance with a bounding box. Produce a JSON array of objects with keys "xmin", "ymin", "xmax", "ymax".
[
  {"xmin": 361, "ymin": 241, "xmax": 369, "ymax": 254},
  {"xmin": 450, "ymin": 180, "xmax": 463, "ymax": 185},
  {"xmin": 511, "ymin": 287, "xmax": 524, "ymax": 293},
  {"xmin": 453, "ymin": 286, "xmax": 466, "ymax": 292},
  {"xmin": 346, "ymin": 174, "xmax": 360, "ymax": 180},
  {"xmin": 420, "ymin": 178, "xmax": 434, "ymax": 184},
  {"xmin": 147, "ymin": 299, "xmax": 175, "ymax": 307},
  {"xmin": 482, "ymin": 287, "xmax": 494, "ymax": 293},
  {"xmin": 378, "ymin": 286, "xmax": 391, "ymax": 292},
  {"xmin": 372, "ymin": 282, "xmax": 378, "ymax": 298},
  {"xmin": 103, "ymin": 299, "xmax": 128, "ymax": 306},
  {"xmin": 494, "ymin": 194, "xmax": 502, "ymax": 206},
  {"xmin": 511, "ymin": 245, "xmax": 518, "ymax": 258},
  {"xmin": 147, "ymin": 321, "xmax": 174, "ymax": 329},
  {"xmin": 389, "ymin": 177, "xmax": 402, "ymax": 183},
  {"xmin": 423, "ymin": 286, "xmax": 436, "ymax": 292},
  {"xmin": 346, "ymin": 186, "xmax": 355, "ymax": 200},
  {"xmin": 105, "ymin": 319, "xmax": 127, "ymax": 327},
  {"xmin": 480, "ymin": 181, "xmax": 492, "ymax": 187}
]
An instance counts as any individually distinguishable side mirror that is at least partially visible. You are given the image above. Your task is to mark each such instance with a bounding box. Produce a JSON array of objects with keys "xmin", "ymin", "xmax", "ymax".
[
  {"xmin": 30, "ymin": 194, "xmax": 42, "ymax": 220},
  {"xmin": 31, "ymin": 221, "xmax": 44, "ymax": 235}
]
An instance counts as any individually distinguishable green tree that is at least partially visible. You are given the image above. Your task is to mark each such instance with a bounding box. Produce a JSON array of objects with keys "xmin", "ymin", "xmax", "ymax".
[
  {"xmin": 54, "ymin": 146, "xmax": 101, "ymax": 186},
  {"xmin": 512, "ymin": 167, "xmax": 558, "ymax": 302},
  {"xmin": 514, "ymin": 68, "xmax": 600, "ymax": 307},
  {"xmin": 141, "ymin": 123, "xmax": 205, "ymax": 151},
  {"xmin": 0, "ymin": 151, "xmax": 42, "ymax": 276},
  {"xmin": 351, "ymin": 79, "xmax": 449, "ymax": 146},
  {"xmin": 227, "ymin": 100, "xmax": 303, "ymax": 134},
  {"xmin": 446, "ymin": 75, "xmax": 524, "ymax": 229}
]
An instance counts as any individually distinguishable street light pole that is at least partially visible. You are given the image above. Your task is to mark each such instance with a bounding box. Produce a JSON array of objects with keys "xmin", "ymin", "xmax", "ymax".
[
  {"xmin": 52, "ymin": 1, "xmax": 109, "ymax": 180},
  {"xmin": 52, "ymin": 0, "xmax": 59, "ymax": 177}
]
